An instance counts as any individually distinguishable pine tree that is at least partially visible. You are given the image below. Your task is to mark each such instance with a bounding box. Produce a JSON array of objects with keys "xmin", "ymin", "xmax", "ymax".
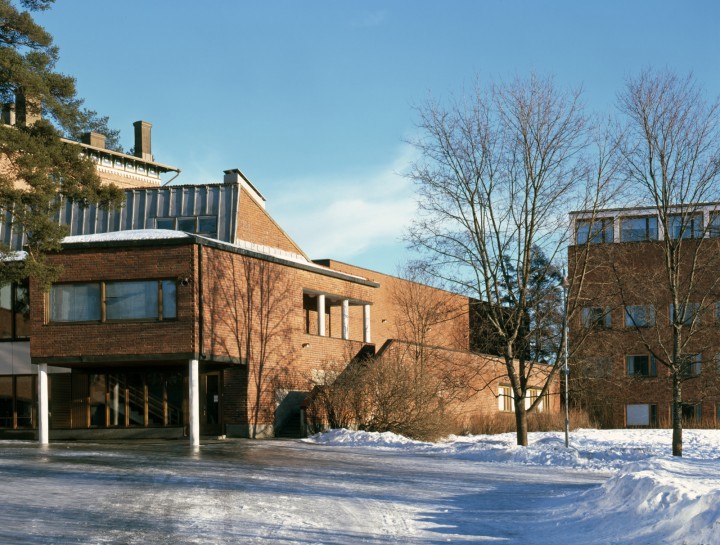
[{"xmin": 0, "ymin": 0, "xmax": 121, "ymax": 286}]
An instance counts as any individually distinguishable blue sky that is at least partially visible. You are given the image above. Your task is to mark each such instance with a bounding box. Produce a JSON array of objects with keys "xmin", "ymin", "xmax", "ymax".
[{"xmin": 37, "ymin": 1, "xmax": 720, "ymax": 274}]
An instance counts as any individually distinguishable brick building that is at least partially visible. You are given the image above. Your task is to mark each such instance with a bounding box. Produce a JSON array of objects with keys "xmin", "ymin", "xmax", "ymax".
[
  {"xmin": 1, "ymin": 118, "xmax": 557, "ymax": 442},
  {"xmin": 569, "ymin": 206, "xmax": 720, "ymax": 428}
]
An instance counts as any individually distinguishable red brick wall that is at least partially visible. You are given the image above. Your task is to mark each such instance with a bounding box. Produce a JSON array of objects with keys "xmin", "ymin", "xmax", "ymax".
[
  {"xmin": 236, "ymin": 188, "xmax": 306, "ymax": 255},
  {"xmin": 30, "ymin": 244, "xmax": 197, "ymax": 361}
]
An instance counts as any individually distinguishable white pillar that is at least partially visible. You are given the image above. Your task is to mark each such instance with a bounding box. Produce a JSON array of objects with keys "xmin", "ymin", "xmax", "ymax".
[
  {"xmin": 317, "ymin": 294, "xmax": 326, "ymax": 337},
  {"xmin": 363, "ymin": 304, "xmax": 371, "ymax": 343},
  {"xmin": 37, "ymin": 364, "xmax": 49, "ymax": 445},
  {"xmin": 189, "ymin": 359, "xmax": 200, "ymax": 447},
  {"xmin": 342, "ymin": 299, "xmax": 350, "ymax": 340}
]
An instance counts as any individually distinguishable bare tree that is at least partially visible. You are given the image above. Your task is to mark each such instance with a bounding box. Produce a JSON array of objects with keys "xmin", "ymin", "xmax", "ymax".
[
  {"xmin": 407, "ymin": 74, "xmax": 616, "ymax": 446},
  {"xmin": 615, "ymin": 69, "xmax": 720, "ymax": 456}
]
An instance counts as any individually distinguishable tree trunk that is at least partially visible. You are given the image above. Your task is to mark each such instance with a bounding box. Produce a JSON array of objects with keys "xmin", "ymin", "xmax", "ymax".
[
  {"xmin": 514, "ymin": 399, "xmax": 528, "ymax": 446},
  {"xmin": 672, "ymin": 372, "xmax": 683, "ymax": 457}
]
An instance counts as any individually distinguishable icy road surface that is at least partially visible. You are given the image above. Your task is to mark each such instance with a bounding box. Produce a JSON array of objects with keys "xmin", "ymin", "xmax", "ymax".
[{"xmin": 0, "ymin": 438, "xmax": 606, "ymax": 544}]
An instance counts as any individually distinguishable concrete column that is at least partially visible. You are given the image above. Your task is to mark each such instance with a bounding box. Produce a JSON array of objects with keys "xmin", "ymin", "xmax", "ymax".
[
  {"xmin": 342, "ymin": 299, "xmax": 350, "ymax": 340},
  {"xmin": 37, "ymin": 364, "xmax": 49, "ymax": 445},
  {"xmin": 363, "ymin": 304, "xmax": 371, "ymax": 343},
  {"xmin": 189, "ymin": 359, "xmax": 200, "ymax": 447},
  {"xmin": 317, "ymin": 294, "xmax": 326, "ymax": 337}
]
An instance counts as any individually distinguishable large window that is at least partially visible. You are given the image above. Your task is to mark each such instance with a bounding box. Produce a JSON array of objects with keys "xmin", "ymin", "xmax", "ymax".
[
  {"xmin": 626, "ymin": 403, "xmax": 658, "ymax": 427},
  {"xmin": 620, "ymin": 216, "xmax": 658, "ymax": 242},
  {"xmin": 626, "ymin": 355, "xmax": 657, "ymax": 377},
  {"xmin": 576, "ymin": 218, "xmax": 613, "ymax": 245},
  {"xmin": 72, "ymin": 370, "xmax": 184, "ymax": 428},
  {"xmin": 624, "ymin": 305, "xmax": 655, "ymax": 328},
  {"xmin": 0, "ymin": 280, "xmax": 30, "ymax": 340},
  {"xmin": 49, "ymin": 280, "xmax": 176, "ymax": 323},
  {"xmin": 679, "ymin": 354, "xmax": 701, "ymax": 377},
  {"xmin": 668, "ymin": 213, "xmax": 704, "ymax": 240},
  {"xmin": 155, "ymin": 216, "xmax": 218, "ymax": 237},
  {"xmin": 498, "ymin": 385, "xmax": 513, "ymax": 412},
  {"xmin": 581, "ymin": 307, "xmax": 611, "ymax": 329},
  {"xmin": 670, "ymin": 303, "xmax": 700, "ymax": 326}
]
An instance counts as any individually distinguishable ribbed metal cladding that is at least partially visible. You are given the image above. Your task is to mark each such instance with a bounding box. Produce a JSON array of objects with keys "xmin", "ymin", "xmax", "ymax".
[{"xmin": 0, "ymin": 183, "xmax": 239, "ymax": 251}]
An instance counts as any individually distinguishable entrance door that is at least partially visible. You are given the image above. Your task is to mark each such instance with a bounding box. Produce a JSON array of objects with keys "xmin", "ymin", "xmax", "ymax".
[{"xmin": 201, "ymin": 372, "xmax": 222, "ymax": 435}]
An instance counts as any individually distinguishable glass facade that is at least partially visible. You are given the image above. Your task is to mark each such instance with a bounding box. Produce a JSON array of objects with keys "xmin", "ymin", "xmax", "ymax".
[{"xmin": 70, "ymin": 370, "xmax": 185, "ymax": 429}]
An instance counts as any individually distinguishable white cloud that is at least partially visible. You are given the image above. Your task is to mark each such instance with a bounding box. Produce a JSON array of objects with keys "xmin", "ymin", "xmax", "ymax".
[{"xmin": 268, "ymin": 145, "xmax": 418, "ymax": 262}]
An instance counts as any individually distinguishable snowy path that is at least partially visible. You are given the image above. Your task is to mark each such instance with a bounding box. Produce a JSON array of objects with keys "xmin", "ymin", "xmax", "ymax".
[{"xmin": 0, "ymin": 439, "xmax": 608, "ymax": 544}]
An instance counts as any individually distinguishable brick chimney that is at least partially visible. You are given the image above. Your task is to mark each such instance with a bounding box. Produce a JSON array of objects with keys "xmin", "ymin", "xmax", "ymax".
[
  {"xmin": 81, "ymin": 131, "xmax": 106, "ymax": 149},
  {"xmin": 14, "ymin": 90, "xmax": 41, "ymax": 127},
  {"xmin": 133, "ymin": 120, "xmax": 153, "ymax": 161}
]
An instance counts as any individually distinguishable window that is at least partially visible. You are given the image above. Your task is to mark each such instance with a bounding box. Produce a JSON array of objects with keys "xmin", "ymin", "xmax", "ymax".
[
  {"xmin": 576, "ymin": 218, "xmax": 614, "ymax": 245},
  {"xmin": 50, "ymin": 283, "xmax": 101, "ymax": 322},
  {"xmin": 0, "ymin": 375, "xmax": 35, "ymax": 429},
  {"xmin": 626, "ymin": 355, "xmax": 657, "ymax": 377},
  {"xmin": 620, "ymin": 216, "xmax": 658, "ymax": 242},
  {"xmin": 72, "ymin": 370, "xmax": 184, "ymax": 429},
  {"xmin": 668, "ymin": 213, "xmax": 704, "ymax": 240},
  {"xmin": 679, "ymin": 353, "xmax": 701, "ymax": 377},
  {"xmin": 498, "ymin": 385, "xmax": 514, "ymax": 412},
  {"xmin": 0, "ymin": 280, "xmax": 30, "ymax": 340},
  {"xmin": 581, "ymin": 307, "xmax": 611, "ymax": 329},
  {"xmin": 49, "ymin": 280, "xmax": 176, "ymax": 323},
  {"xmin": 710, "ymin": 212, "xmax": 720, "ymax": 237},
  {"xmin": 670, "ymin": 303, "xmax": 700, "ymax": 326},
  {"xmin": 498, "ymin": 386, "xmax": 546, "ymax": 412},
  {"xmin": 626, "ymin": 403, "xmax": 658, "ymax": 427},
  {"xmin": 526, "ymin": 388, "xmax": 547, "ymax": 413},
  {"xmin": 679, "ymin": 403, "xmax": 702, "ymax": 424},
  {"xmin": 155, "ymin": 216, "xmax": 218, "ymax": 238},
  {"xmin": 624, "ymin": 305, "xmax": 655, "ymax": 328}
]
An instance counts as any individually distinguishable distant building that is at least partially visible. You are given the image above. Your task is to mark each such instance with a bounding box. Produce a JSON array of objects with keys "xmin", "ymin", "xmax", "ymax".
[{"xmin": 568, "ymin": 206, "xmax": 720, "ymax": 428}]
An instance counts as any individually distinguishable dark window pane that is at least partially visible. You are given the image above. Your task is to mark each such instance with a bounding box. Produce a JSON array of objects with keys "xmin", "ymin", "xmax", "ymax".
[
  {"xmin": 127, "ymin": 373, "xmax": 145, "ymax": 427},
  {"xmin": 14, "ymin": 281, "xmax": 30, "ymax": 338},
  {"xmin": 0, "ymin": 377, "xmax": 12, "ymax": 428},
  {"xmin": 177, "ymin": 217, "xmax": 196, "ymax": 233},
  {"xmin": 197, "ymin": 216, "xmax": 218, "ymax": 237},
  {"xmin": 156, "ymin": 218, "xmax": 175, "ymax": 230},
  {"xmin": 106, "ymin": 281, "xmax": 159, "ymax": 320},
  {"xmin": 162, "ymin": 280, "xmax": 177, "ymax": 319},
  {"xmin": 166, "ymin": 372, "xmax": 183, "ymax": 426},
  {"xmin": 146, "ymin": 373, "xmax": 165, "ymax": 426},
  {"xmin": 15, "ymin": 376, "xmax": 33, "ymax": 428}
]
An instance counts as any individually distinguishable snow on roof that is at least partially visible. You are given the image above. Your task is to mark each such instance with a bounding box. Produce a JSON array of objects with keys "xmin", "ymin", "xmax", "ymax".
[
  {"xmin": 60, "ymin": 229, "xmax": 373, "ymax": 284},
  {"xmin": 62, "ymin": 229, "xmax": 191, "ymax": 244},
  {"xmin": 1, "ymin": 250, "xmax": 28, "ymax": 262}
]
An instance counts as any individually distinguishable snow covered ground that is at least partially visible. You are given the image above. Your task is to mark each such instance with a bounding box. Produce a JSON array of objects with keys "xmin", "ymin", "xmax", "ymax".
[
  {"xmin": 309, "ymin": 428, "xmax": 720, "ymax": 544},
  {"xmin": 0, "ymin": 429, "xmax": 718, "ymax": 544}
]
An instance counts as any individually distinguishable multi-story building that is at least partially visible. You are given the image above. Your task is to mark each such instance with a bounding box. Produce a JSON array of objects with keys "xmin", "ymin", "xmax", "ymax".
[
  {"xmin": 568, "ymin": 206, "xmax": 720, "ymax": 428},
  {"xmin": 0, "ymin": 112, "xmax": 558, "ymax": 442}
]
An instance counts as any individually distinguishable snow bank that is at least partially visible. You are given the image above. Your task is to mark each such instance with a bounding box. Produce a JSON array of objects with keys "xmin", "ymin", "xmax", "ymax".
[
  {"xmin": 569, "ymin": 459, "xmax": 720, "ymax": 544},
  {"xmin": 308, "ymin": 428, "xmax": 720, "ymax": 544}
]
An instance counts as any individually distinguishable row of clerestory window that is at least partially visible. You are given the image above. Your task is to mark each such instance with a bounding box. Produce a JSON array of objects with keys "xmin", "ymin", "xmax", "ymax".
[
  {"xmin": 576, "ymin": 212, "xmax": 713, "ymax": 244},
  {"xmin": 581, "ymin": 303, "xmax": 710, "ymax": 329}
]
